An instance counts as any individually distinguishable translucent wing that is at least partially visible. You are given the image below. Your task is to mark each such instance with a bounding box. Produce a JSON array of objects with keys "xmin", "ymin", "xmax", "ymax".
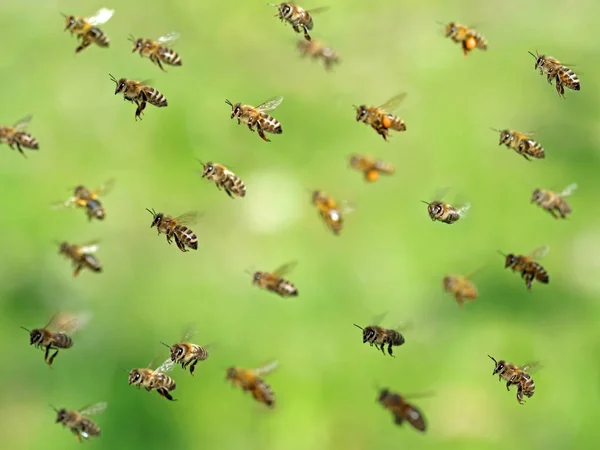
[
  {"xmin": 273, "ymin": 261, "xmax": 298, "ymax": 277},
  {"xmin": 79, "ymin": 402, "xmax": 108, "ymax": 416},
  {"xmin": 51, "ymin": 197, "xmax": 77, "ymax": 209},
  {"xmin": 157, "ymin": 32, "xmax": 181, "ymax": 45},
  {"xmin": 254, "ymin": 360, "xmax": 279, "ymax": 377},
  {"xmin": 528, "ymin": 245, "xmax": 550, "ymax": 260},
  {"xmin": 370, "ymin": 311, "xmax": 389, "ymax": 326},
  {"xmin": 520, "ymin": 361, "xmax": 542, "ymax": 374},
  {"xmin": 181, "ymin": 326, "xmax": 198, "ymax": 342},
  {"xmin": 257, "ymin": 96, "xmax": 283, "ymax": 113},
  {"xmin": 378, "ymin": 93, "xmax": 407, "ymax": 112},
  {"xmin": 14, "ymin": 115, "xmax": 32, "ymax": 130},
  {"xmin": 392, "ymin": 320, "xmax": 414, "ymax": 333},
  {"xmin": 307, "ymin": 7, "xmax": 330, "ymax": 14},
  {"xmin": 156, "ymin": 357, "xmax": 176, "ymax": 374},
  {"xmin": 339, "ymin": 200, "xmax": 356, "ymax": 215},
  {"xmin": 95, "ymin": 178, "xmax": 116, "ymax": 196},
  {"xmin": 55, "ymin": 311, "xmax": 92, "ymax": 334},
  {"xmin": 560, "ymin": 183, "xmax": 578, "ymax": 197},
  {"xmin": 457, "ymin": 202, "xmax": 471, "ymax": 216},
  {"xmin": 175, "ymin": 211, "xmax": 202, "ymax": 225},
  {"xmin": 79, "ymin": 241, "xmax": 100, "ymax": 254},
  {"xmin": 87, "ymin": 8, "xmax": 114, "ymax": 25},
  {"xmin": 432, "ymin": 186, "xmax": 451, "ymax": 200}
]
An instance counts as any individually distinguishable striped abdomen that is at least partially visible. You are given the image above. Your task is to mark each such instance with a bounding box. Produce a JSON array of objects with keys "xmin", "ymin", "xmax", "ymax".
[
  {"xmin": 81, "ymin": 253, "xmax": 102, "ymax": 272},
  {"xmin": 88, "ymin": 27, "xmax": 109, "ymax": 47},
  {"xmin": 79, "ymin": 418, "xmax": 101, "ymax": 437},
  {"xmin": 385, "ymin": 330, "xmax": 405, "ymax": 347},
  {"xmin": 252, "ymin": 378, "xmax": 276, "ymax": 408},
  {"xmin": 518, "ymin": 373, "xmax": 535, "ymax": 398},
  {"xmin": 53, "ymin": 332, "xmax": 74, "ymax": 349},
  {"xmin": 174, "ymin": 225, "xmax": 198, "ymax": 250},
  {"xmin": 142, "ymin": 87, "xmax": 168, "ymax": 107},
  {"xmin": 381, "ymin": 114, "xmax": 406, "ymax": 131},
  {"xmin": 275, "ymin": 278, "xmax": 298, "ymax": 297},
  {"xmin": 158, "ymin": 47, "xmax": 182, "ymax": 66},
  {"xmin": 190, "ymin": 344, "xmax": 209, "ymax": 361},
  {"xmin": 322, "ymin": 208, "xmax": 342, "ymax": 234},
  {"xmin": 14, "ymin": 132, "xmax": 39, "ymax": 149},
  {"xmin": 258, "ymin": 114, "xmax": 282, "ymax": 134},
  {"xmin": 85, "ymin": 199, "xmax": 105, "ymax": 220},
  {"xmin": 441, "ymin": 208, "xmax": 461, "ymax": 224},
  {"xmin": 557, "ymin": 66, "xmax": 580, "ymax": 91},
  {"xmin": 528, "ymin": 262, "xmax": 549, "ymax": 283},
  {"xmin": 222, "ymin": 174, "xmax": 246, "ymax": 197},
  {"xmin": 521, "ymin": 139, "xmax": 545, "ymax": 159}
]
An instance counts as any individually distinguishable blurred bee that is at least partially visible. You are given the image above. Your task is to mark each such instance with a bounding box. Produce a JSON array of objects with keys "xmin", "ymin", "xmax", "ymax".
[
  {"xmin": 528, "ymin": 51, "xmax": 580, "ymax": 98},
  {"xmin": 353, "ymin": 318, "xmax": 406, "ymax": 357},
  {"xmin": 492, "ymin": 128, "xmax": 545, "ymax": 161},
  {"xmin": 226, "ymin": 360, "xmax": 278, "ymax": 408},
  {"xmin": 354, "ymin": 94, "xmax": 407, "ymax": 142},
  {"xmin": 349, "ymin": 154, "xmax": 395, "ymax": 182},
  {"xmin": 311, "ymin": 190, "xmax": 353, "ymax": 235},
  {"xmin": 378, "ymin": 388, "xmax": 426, "ymax": 431},
  {"xmin": 441, "ymin": 22, "xmax": 487, "ymax": 56},
  {"xmin": 225, "ymin": 96, "xmax": 283, "ymax": 142},
  {"xmin": 128, "ymin": 357, "xmax": 177, "ymax": 401},
  {"xmin": 268, "ymin": 3, "xmax": 329, "ymax": 41},
  {"xmin": 296, "ymin": 39, "xmax": 340, "ymax": 70},
  {"xmin": 198, "ymin": 160, "xmax": 246, "ymax": 198},
  {"xmin": 499, "ymin": 245, "xmax": 550, "ymax": 291},
  {"xmin": 58, "ymin": 241, "xmax": 102, "ymax": 277},
  {"xmin": 488, "ymin": 355, "xmax": 540, "ymax": 405},
  {"xmin": 531, "ymin": 183, "xmax": 576, "ymax": 219},
  {"xmin": 0, "ymin": 115, "xmax": 40, "ymax": 158},
  {"xmin": 161, "ymin": 330, "xmax": 209, "ymax": 376},
  {"xmin": 109, "ymin": 74, "xmax": 168, "ymax": 121},
  {"xmin": 422, "ymin": 188, "xmax": 470, "ymax": 225},
  {"xmin": 53, "ymin": 402, "xmax": 107, "ymax": 441},
  {"xmin": 52, "ymin": 179, "xmax": 115, "ymax": 221},
  {"xmin": 248, "ymin": 261, "xmax": 298, "ymax": 297},
  {"xmin": 146, "ymin": 209, "xmax": 200, "ymax": 253},
  {"xmin": 442, "ymin": 270, "xmax": 480, "ymax": 308},
  {"xmin": 129, "ymin": 32, "xmax": 182, "ymax": 71},
  {"xmin": 62, "ymin": 8, "xmax": 114, "ymax": 53}
]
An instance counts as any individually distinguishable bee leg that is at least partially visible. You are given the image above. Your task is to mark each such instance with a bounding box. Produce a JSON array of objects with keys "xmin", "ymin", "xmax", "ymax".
[
  {"xmin": 153, "ymin": 55, "xmax": 166, "ymax": 72},
  {"xmin": 303, "ymin": 27, "xmax": 311, "ymax": 41},
  {"xmin": 73, "ymin": 265, "xmax": 82, "ymax": 277},
  {"xmin": 48, "ymin": 348, "xmax": 59, "ymax": 366},
  {"xmin": 257, "ymin": 125, "xmax": 271, "ymax": 142},
  {"xmin": 190, "ymin": 360, "xmax": 198, "ymax": 376},
  {"xmin": 516, "ymin": 386, "xmax": 524, "ymax": 404},
  {"xmin": 44, "ymin": 345, "xmax": 51, "ymax": 363},
  {"xmin": 75, "ymin": 39, "xmax": 91, "ymax": 53},
  {"xmin": 135, "ymin": 101, "xmax": 147, "ymax": 121},
  {"xmin": 246, "ymin": 123, "xmax": 255, "ymax": 132},
  {"xmin": 505, "ymin": 380, "xmax": 512, "ymax": 392},
  {"xmin": 380, "ymin": 344, "xmax": 386, "ymax": 355},
  {"xmin": 387, "ymin": 344, "xmax": 395, "ymax": 358},
  {"xmin": 174, "ymin": 235, "xmax": 188, "ymax": 252},
  {"xmin": 224, "ymin": 188, "xmax": 234, "ymax": 199}
]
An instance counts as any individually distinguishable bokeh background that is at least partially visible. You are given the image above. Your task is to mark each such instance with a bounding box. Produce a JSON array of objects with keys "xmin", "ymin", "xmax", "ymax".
[{"xmin": 1, "ymin": 1, "xmax": 600, "ymax": 449}]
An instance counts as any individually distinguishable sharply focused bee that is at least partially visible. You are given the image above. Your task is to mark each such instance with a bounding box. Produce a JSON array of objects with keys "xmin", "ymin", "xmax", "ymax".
[
  {"xmin": 492, "ymin": 128, "xmax": 545, "ymax": 160},
  {"xmin": 354, "ymin": 94, "xmax": 407, "ymax": 142},
  {"xmin": 296, "ymin": 39, "xmax": 340, "ymax": 70},
  {"xmin": 226, "ymin": 360, "xmax": 278, "ymax": 408},
  {"xmin": 62, "ymin": 8, "xmax": 114, "ymax": 53},
  {"xmin": 422, "ymin": 189, "xmax": 470, "ymax": 225},
  {"xmin": 53, "ymin": 402, "xmax": 107, "ymax": 441},
  {"xmin": 441, "ymin": 22, "xmax": 487, "ymax": 56},
  {"xmin": 488, "ymin": 355, "xmax": 540, "ymax": 405},
  {"xmin": 58, "ymin": 241, "xmax": 102, "ymax": 277},
  {"xmin": 443, "ymin": 271, "xmax": 479, "ymax": 307},
  {"xmin": 109, "ymin": 74, "xmax": 168, "ymax": 120},
  {"xmin": 128, "ymin": 357, "xmax": 177, "ymax": 401},
  {"xmin": 161, "ymin": 331, "xmax": 209, "ymax": 376},
  {"xmin": 353, "ymin": 320, "xmax": 406, "ymax": 357},
  {"xmin": 499, "ymin": 245, "xmax": 550, "ymax": 290},
  {"xmin": 378, "ymin": 388, "xmax": 427, "ymax": 431},
  {"xmin": 349, "ymin": 154, "xmax": 395, "ymax": 182},
  {"xmin": 531, "ymin": 183, "xmax": 577, "ymax": 219},
  {"xmin": 0, "ymin": 115, "xmax": 40, "ymax": 158},
  {"xmin": 269, "ymin": 3, "xmax": 328, "ymax": 41},
  {"xmin": 198, "ymin": 160, "xmax": 246, "ymax": 198},
  {"xmin": 146, "ymin": 209, "xmax": 200, "ymax": 252},
  {"xmin": 249, "ymin": 261, "xmax": 298, "ymax": 297},
  {"xmin": 129, "ymin": 32, "xmax": 182, "ymax": 71},
  {"xmin": 311, "ymin": 190, "xmax": 353, "ymax": 235},
  {"xmin": 52, "ymin": 179, "xmax": 115, "ymax": 221},
  {"xmin": 528, "ymin": 51, "xmax": 580, "ymax": 98},
  {"xmin": 225, "ymin": 97, "xmax": 283, "ymax": 142}
]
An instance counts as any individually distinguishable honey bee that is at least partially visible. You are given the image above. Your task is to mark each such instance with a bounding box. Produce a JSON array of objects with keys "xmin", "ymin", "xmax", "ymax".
[
  {"xmin": 441, "ymin": 22, "xmax": 488, "ymax": 56},
  {"xmin": 311, "ymin": 190, "xmax": 353, "ymax": 235},
  {"xmin": 249, "ymin": 261, "xmax": 298, "ymax": 297},
  {"xmin": 62, "ymin": 8, "xmax": 114, "ymax": 53},
  {"xmin": 354, "ymin": 94, "xmax": 407, "ymax": 142},
  {"xmin": 422, "ymin": 188, "xmax": 470, "ymax": 225},
  {"xmin": 128, "ymin": 357, "xmax": 177, "ymax": 401},
  {"xmin": 52, "ymin": 179, "xmax": 115, "ymax": 221},
  {"xmin": 531, "ymin": 183, "xmax": 577, "ymax": 219},
  {"xmin": 58, "ymin": 241, "xmax": 102, "ymax": 277},
  {"xmin": 269, "ymin": 3, "xmax": 328, "ymax": 41},
  {"xmin": 499, "ymin": 245, "xmax": 550, "ymax": 291},
  {"xmin": 296, "ymin": 39, "xmax": 340, "ymax": 70},
  {"xmin": 442, "ymin": 270, "xmax": 480, "ymax": 307},
  {"xmin": 0, "ymin": 115, "xmax": 40, "ymax": 158},
  {"xmin": 353, "ymin": 319, "xmax": 406, "ymax": 357},
  {"xmin": 528, "ymin": 51, "xmax": 580, "ymax": 98},
  {"xmin": 492, "ymin": 128, "xmax": 545, "ymax": 160},
  {"xmin": 226, "ymin": 360, "xmax": 278, "ymax": 408},
  {"xmin": 488, "ymin": 355, "xmax": 540, "ymax": 405},
  {"xmin": 146, "ymin": 209, "xmax": 200, "ymax": 253},
  {"xmin": 109, "ymin": 74, "xmax": 168, "ymax": 121},
  {"xmin": 378, "ymin": 388, "xmax": 427, "ymax": 431},
  {"xmin": 53, "ymin": 402, "xmax": 107, "ymax": 441},
  {"xmin": 129, "ymin": 32, "xmax": 182, "ymax": 71},
  {"xmin": 349, "ymin": 154, "xmax": 395, "ymax": 182},
  {"xmin": 225, "ymin": 97, "xmax": 283, "ymax": 142},
  {"xmin": 198, "ymin": 160, "xmax": 246, "ymax": 198},
  {"xmin": 161, "ymin": 331, "xmax": 209, "ymax": 376}
]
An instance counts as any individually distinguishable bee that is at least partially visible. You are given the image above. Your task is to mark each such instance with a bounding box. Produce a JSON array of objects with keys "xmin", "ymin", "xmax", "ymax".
[
  {"xmin": 488, "ymin": 355, "xmax": 540, "ymax": 405},
  {"xmin": 226, "ymin": 360, "xmax": 278, "ymax": 408},
  {"xmin": 109, "ymin": 74, "xmax": 168, "ymax": 121},
  {"xmin": 146, "ymin": 209, "xmax": 200, "ymax": 253},
  {"xmin": 52, "ymin": 179, "xmax": 115, "ymax": 221},
  {"xmin": 492, "ymin": 128, "xmax": 545, "ymax": 160},
  {"xmin": 161, "ymin": 331, "xmax": 209, "ymax": 376},
  {"xmin": 311, "ymin": 190, "xmax": 353, "ymax": 235},
  {"xmin": 528, "ymin": 51, "xmax": 580, "ymax": 98},
  {"xmin": 269, "ymin": 3, "xmax": 329, "ymax": 41},
  {"xmin": 353, "ymin": 319, "xmax": 406, "ymax": 357},
  {"xmin": 442, "ymin": 271, "xmax": 479, "ymax": 308},
  {"xmin": 354, "ymin": 94, "xmax": 407, "ymax": 142},
  {"xmin": 296, "ymin": 39, "xmax": 340, "ymax": 71},
  {"xmin": 128, "ymin": 32, "xmax": 182, "ymax": 71},
  {"xmin": 53, "ymin": 402, "xmax": 107, "ymax": 441},
  {"xmin": 128, "ymin": 357, "xmax": 177, "ymax": 401},
  {"xmin": 225, "ymin": 96, "xmax": 283, "ymax": 142},
  {"xmin": 421, "ymin": 188, "xmax": 470, "ymax": 225},
  {"xmin": 58, "ymin": 241, "xmax": 102, "ymax": 277},
  {"xmin": 499, "ymin": 245, "xmax": 550, "ymax": 291},
  {"xmin": 441, "ymin": 22, "xmax": 488, "ymax": 56},
  {"xmin": 62, "ymin": 8, "xmax": 114, "ymax": 53},
  {"xmin": 349, "ymin": 154, "xmax": 395, "ymax": 182},
  {"xmin": 198, "ymin": 160, "xmax": 246, "ymax": 198},
  {"xmin": 378, "ymin": 388, "xmax": 427, "ymax": 431},
  {"xmin": 0, "ymin": 115, "xmax": 40, "ymax": 158},
  {"xmin": 531, "ymin": 183, "xmax": 577, "ymax": 219},
  {"xmin": 249, "ymin": 261, "xmax": 298, "ymax": 297}
]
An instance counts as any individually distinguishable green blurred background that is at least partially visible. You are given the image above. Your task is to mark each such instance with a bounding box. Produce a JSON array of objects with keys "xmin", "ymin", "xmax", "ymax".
[{"xmin": 1, "ymin": 1, "xmax": 600, "ymax": 449}]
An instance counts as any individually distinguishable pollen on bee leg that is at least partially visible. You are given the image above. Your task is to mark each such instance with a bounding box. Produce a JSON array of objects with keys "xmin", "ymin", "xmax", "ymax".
[{"xmin": 365, "ymin": 170, "xmax": 379, "ymax": 182}]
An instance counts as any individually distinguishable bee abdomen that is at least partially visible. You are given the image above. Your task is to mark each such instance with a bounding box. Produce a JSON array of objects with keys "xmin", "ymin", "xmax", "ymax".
[
  {"xmin": 278, "ymin": 280, "xmax": 298, "ymax": 297},
  {"xmin": 90, "ymin": 28, "xmax": 109, "ymax": 47},
  {"xmin": 17, "ymin": 133, "xmax": 39, "ymax": 149},
  {"xmin": 54, "ymin": 333, "xmax": 73, "ymax": 349},
  {"xmin": 86, "ymin": 199, "xmax": 105, "ymax": 219},
  {"xmin": 256, "ymin": 379, "xmax": 275, "ymax": 407},
  {"xmin": 80, "ymin": 419, "xmax": 101, "ymax": 437},
  {"xmin": 159, "ymin": 47, "xmax": 182, "ymax": 66},
  {"xmin": 175, "ymin": 225, "xmax": 198, "ymax": 250},
  {"xmin": 390, "ymin": 116, "xmax": 406, "ymax": 131},
  {"xmin": 559, "ymin": 68, "xmax": 580, "ymax": 90},
  {"xmin": 533, "ymin": 263, "xmax": 549, "ymax": 283},
  {"xmin": 83, "ymin": 254, "xmax": 102, "ymax": 272},
  {"xmin": 259, "ymin": 114, "xmax": 282, "ymax": 134},
  {"xmin": 143, "ymin": 88, "xmax": 168, "ymax": 107}
]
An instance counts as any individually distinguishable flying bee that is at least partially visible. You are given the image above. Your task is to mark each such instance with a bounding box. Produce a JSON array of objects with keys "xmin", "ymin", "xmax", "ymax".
[
  {"xmin": 268, "ymin": 3, "xmax": 329, "ymax": 41},
  {"xmin": 58, "ymin": 241, "xmax": 102, "ymax": 277},
  {"xmin": 349, "ymin": 154, "xmax": 395, "ymax": 182},
  {"xmin": 499, "ymin": 245, "xmax": 550, "ymax": 291},
  {"xmin": 248, "ymin": 261, "xmax": 298, "ymax": 297},
  {"xmin": 0, "ymin": 115, "xmax": 40, "ymax": 158},
  {"xmin": 52, "ymin": 179, "xmax": 115, "ymax": 221},
  {"xmin": 441, "ymin": 22, "xmax": 487, "ymax": 56},
  {"xmin": 226, "ymin": 360, "xmax": 278, "ymax": 408},
  {"xmin": 492, "ymin": 128, "xmax": 545, "ymax": 160},
  {"xmin": 354, "ymin": 94, "xmax": 407, "ymax": 142},
  {"xmin": 161, "ymin": 330, "xmax": 209, "ymax": 376},
  {"xmin": 109, "ymin": 74, "xmax": 168, "ymax": 121},
  {"xmin": 62, "ymin": 8, "xmax": 114, "ymax": 53},
  {"xmin": 378, "ymin": 388, "xmax": 427, "ymax": 431},
  {"xmin": 296, "ymin": 39, "xmax": 340, "ymax": 71},
  {"xmin": 488, "ymin": 355, "xmax": 540, "ymax": 405},
  {"xmin": 531, "ymin": 183, "xmax": 577, "ymax": 219},
  {"xmin": 422, "ymin": 188, "xmax": 470, "ymax": 225},
  {"xmin": 443, "ymin": 268, "xmax": 482, "ymax": 307},
  {"xmin": 53, "ymin": 402, "xmax": 107, "ymax": 441},
  {"xmin": 225, "ymin": 96, "xmax": 283, "ymax": 142},
  {"xmin": 146, "ymin": 209, "xmax": 200, "ymax": 252},
  {"xmin": 128, "ymin": 32, "xmax": 182, "ymax": 71},
  {"xmin": 128, "ymin": 357, "xmax": 177, "ymax": 401},
  {"xmin": 311, "ymin": 190, "xmax": 353, "ymax": 235},
  {"xmin": 528, "ymin": 51, "xmax": 580, "ymax": 98},
  {"xmin": 198, "ymin": 160, "xmax": 246, "ymax": 198},
  {"xmin": 353, "ymin": 318, "xmax": 407, "ymax": 357}
]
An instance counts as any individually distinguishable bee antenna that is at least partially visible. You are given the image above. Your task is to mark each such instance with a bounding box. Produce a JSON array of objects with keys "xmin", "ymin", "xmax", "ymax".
[
  {"xmin": 49, "ymin": 404, "xmax": 58, "ymax": 412},
  {"xmin": 224, "ymin": 99, "xmax": 233, "ymax": 107},
  {"xmin": 487, "ymin": 354, "xmax": 497, "ymax": 364},
  {"xmin": 20, "ymin": 326, "xmax": 31, "ymax": 333},
  {"xmin": 145, "ymin": 208, "xmax": 156, "ymax": 217},
  {"xmin": 160, "ymin": 341, "xmax": 171, "ymax": 348},
  {"xmin": 108, "ymin": 73, "xmax": 117, "ymax": 84},
  {"xmin": 496, "ymin": 250, "xmax": 506, "ymax": 257},
  {"xmin": 127, "ymin": 34, "xmax": 136, "ymax": 42},
  {"xmin": 420, "ymin": 200, "xmax": 430, "ymax": 205},
  {"xmin": 489, "ymin": 127, "xmax": 500, "ymax": 132},
  {"xmin": 244, "ymin": 268, "xmax": 254, "ymax": 276},
  {"xmin": 353, "ymin": 323, "xmax": 364, "ymax": 331},
  {"xmin": 435, "ymin": 20, "xmax": 446, "ymax": 25},
  {"xmin": 527, "ymin": 50, "xmax": 537, "ymax": 59}
]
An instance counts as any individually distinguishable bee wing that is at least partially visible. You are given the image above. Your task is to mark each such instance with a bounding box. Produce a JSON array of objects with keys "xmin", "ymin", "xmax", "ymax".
[
  {"xmin": 174, "ymin": 211, "xmax": 202, "ymax": 225},
  {"xmin": 307, "ymin": 6, "xmax": 330, "ymax": 14},
  {"xmin": 378, "ymin": 93, "xmax": 407, "ymax": 112},
  {"xmin": 87, "ymin": 8, "xmax": 115, "ymax": 25},
  {"xmin": 156, "ymin": 31, "xmax": 181, "ymax": 45},
  {"xmin": 181, "ymin": 326, "xmax": 198, "ymax": 342},
  {"xmin": 51, "ymin": 197, "xmax": 77, "ymax": 209},
  {"xmin": 560, "ymin": 183, "xmax": 578, "ymax": 197},
  {"xmin": 340, "ymin": 200, "xmax": 356, "ymax": 215},
  {"xmin": 79, "ymin": 402, "xmax": 108, "ymax": 416},
  {"xmin": 370, "ymin": 311, "xmax": 389, "ymax": 326},
  {"xmin": 273, "ymin": 261, "xmax": 298, "ymax": 277},
  {"xmin": 256, "ymin": 96, "xmax": 284, "ymax": 113},
  {"xmin": 95, "ymin": 178, "xmax": 116, "ymax": 196},
  {"xmin": 155, "ymin": 357, "xmax": 176, "ymax": 374},
  {"xmin": 55, "ymin": 311, "xmax": 92, "ymax": 334},
  {"xmin": 432, "ymin": 186, "xmax": 451, "ymax": 201},
  {"xmin": 528, "ymin": 245, "xmax": 550, "ymax": 260},
  {"xmin": 520, "ymin": 361, "xmax": 543, "ymax": 374},
  {"xmin": 79, "ymin": 241, "xmax": 100, "ymax": 254},
  {"xmin": 392, "ymin": 320, "xmax": 414, "ymax": 333},
  {"xmin": 254, "ymin": 360, "xmax": 279, "ymax": 377},
  {"xmin": 457, "ymin": 202, "xmax": 471, "ymax": 216},
  {"xmin": 13, "ymin": 115, "xmax": 32, "ymax": 130}
]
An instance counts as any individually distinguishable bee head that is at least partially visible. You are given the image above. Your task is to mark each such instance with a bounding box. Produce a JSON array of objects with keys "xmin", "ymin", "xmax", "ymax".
[
  {"xmin": 354, "ymin": 105, "xmax": 368, "ymax": 122},
  {"xmin": 109, "ymin": 74, "xmax": 127, "ymax": 95},
  {"xmin": 225, "ymin": 100, "xmax": 242, "ymax": 119},
  {"xmin": 311, "ymin": 190, "xmax": 324, "ymax": 205},
  {"xmin": 488, "ymin": 355, "xmax": 505, "ymax": 375},
  {"xmin": 528, "ymin": 51, "xmax": 543, "ymax": 69},
  {"xmin": 22, "ymin": 326, "xmax": 42, "ymax": 345},
  {"xmin": 200, "ymin": 162, "xmax": 214, "ymax": 178},
  {"xmin": 146, "ymin": 208, "xmax": 162, "ymax": 228},
  {"xmin": 63, "ymin": 14, "xmax": 76, "ymax": 31},
  {"xmin": 279, "ymin": 3, "xmax": 293, "ymax": 18},
  {"xmin": 445, "ymin": 22, "xmax": 456, "ymax": 36},
  {"xmin": 531, "ymin": 188, "xmax": 543, "ymax": 203},
  {"xmin": 129, "ymin": 35, "xmax": 143, "ymax": 52},
  {"xmin": 442, "ymin": 276, "xmax": 454, "ymax": 290},
  {"xmin": 504, "ymin": 253, "xmax": 516, "ymax": 268},
  {"xmin": 55, "ymin": 408, "xmax": 68, "ymax": 423},
  {"xmin": 225, "ymin": 367, "xmax": 237, "ymax": 380},
  {"xmin": 378, "ymin": 388, "xmax": 390, "ymax": 402},
  {"xmin": 128, "ymin": 369, "xmax": 142, "ymax": 385},
  {"xmin": 349, "ymin": 155, "xmax": 360, "ymax": 168},
  {"xmin": 497, "ymin": 129, "xmax": 511, "ymax": 146},
  {"xmin": 58, "ymin": 241, "xmax": 69, "ymax": 254},
  {"xmin": 252, "ymin": 271, "xmax": 262, "ymax": 284},
  {"xmin": 426, "ymin": 201, "xmax": 443, "ymax": 218}
]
